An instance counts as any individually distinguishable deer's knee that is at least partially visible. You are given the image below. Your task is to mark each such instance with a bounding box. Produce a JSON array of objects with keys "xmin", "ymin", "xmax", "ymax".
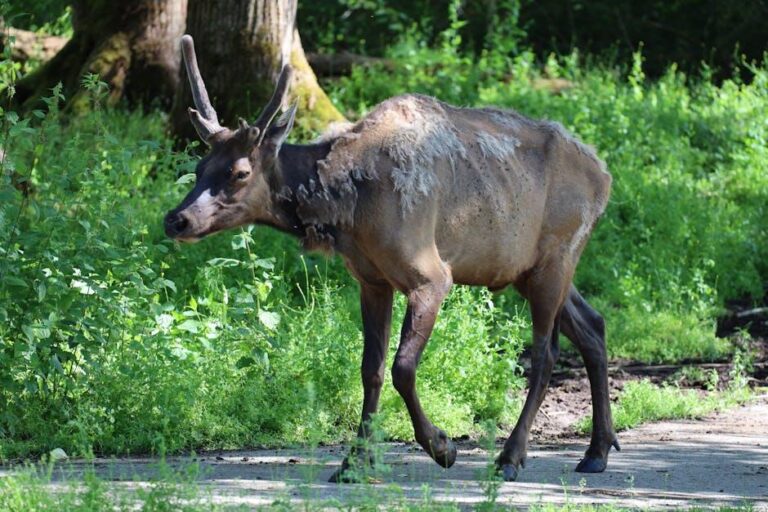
[
  {"xmin": 586, "ymin": 309, "xmax": 605, "ymax": 340},
  {"xmin": 541, "ymin": 344, "xmax": 559, "ymax": 373},
  {"xmin": 361, "ymin": 360, "xmax": 385, "ymax": 390},
  {"xmin": 391, "ymin": 357, "xmax": 416, "ymax": 396}
]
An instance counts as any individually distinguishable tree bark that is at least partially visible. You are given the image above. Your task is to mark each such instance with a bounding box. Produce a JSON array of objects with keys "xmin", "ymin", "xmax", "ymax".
[
  {"xmin": 14, "ymin": 0, "xmax": 187, "ymax": 112},
  {"xmin": 172, "ymin": 0, "xmax": 344, "ymax": 140}
]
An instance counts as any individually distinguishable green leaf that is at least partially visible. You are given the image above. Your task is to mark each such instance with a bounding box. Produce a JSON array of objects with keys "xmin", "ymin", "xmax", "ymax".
[
  {"xmin": 155, "ymin": 314, "xmax": 174, "ymax": 330},
  {"xmin": 175, "ymin": 173, "xmax": 195, "ymax": 185},
  {"xmin": 177, "ymin": 319, "xmax": 201, "ymax": 333},
  {"xmin": 231, "ymin": 233, "xmax": 249, "ymax": 250},
  {"xmin": 253, "ymin": 258, "xmax": 275, "ymax": 270},
  {"xmin": 171, "ymin": 346, "xmax": 191, "ymax": 360},
  {"xmin": 207, "ymin": 257, "xmax": 241, "ymax": 268},
  {"xmin": 154, "ymin": 278, "xmax": 176, "ymax": 293},
  {"xmin": 6, "ymin": 276, "xmax": 28, "ymax": 288},
  {"xmin": 70, "ymin": 279, "xmax": 95, "ymax": 295},
  {"xmin": 258, "ymin": 309, "xmax": 280, "ymax": 331},
  {"xmin": 22, "ymin": 325, "xmax": 35, "ymax": 342}
]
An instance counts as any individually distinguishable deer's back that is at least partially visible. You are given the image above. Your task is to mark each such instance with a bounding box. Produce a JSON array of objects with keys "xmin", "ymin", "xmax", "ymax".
[{"xmin": 317, "ymin": 94, "xmax": 611, "ymax": 287}]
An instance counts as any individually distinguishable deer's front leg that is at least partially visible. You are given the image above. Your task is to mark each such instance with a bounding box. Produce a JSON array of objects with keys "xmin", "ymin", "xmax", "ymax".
[
  {"xmin": 329, "ymin": 282, "xmax": 393, "ymax": 483},
  {"xmin": 392, "ymin": 269, "xmax": 456, "ymax": 468}
]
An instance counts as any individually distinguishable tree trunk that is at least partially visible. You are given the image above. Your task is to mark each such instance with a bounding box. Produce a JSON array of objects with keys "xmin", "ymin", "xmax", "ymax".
[
  {"xmin": 14, "ymin": 0, "xmax": 187, "ymax": 112},
  {"xmin": 172, "ymin": 0, "xmax": 344, "ymax": 140}
]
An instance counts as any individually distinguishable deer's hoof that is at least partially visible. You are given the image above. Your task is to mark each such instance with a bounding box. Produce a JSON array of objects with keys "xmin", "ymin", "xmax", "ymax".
[
  {"xmin": 424, "ymin": 428, "xmax": 456, "ymax": 469},
  {"xmin": 575, "ymin": 456, "xmax": 607, "ymax": 473},
  {"xmin": 427, "ymin": 430, "xmax": 457, "ymax": 468},
  {"xmin": 439, "ymin": 438, "xmax": 458, "ymax": 468},
  {"xmin": 499, "ymin": 463, "xmax": 519, "ymax": 482},
  {"xmin": 419, "ymin": 428, "xmax": 456, "ymax": 469}
]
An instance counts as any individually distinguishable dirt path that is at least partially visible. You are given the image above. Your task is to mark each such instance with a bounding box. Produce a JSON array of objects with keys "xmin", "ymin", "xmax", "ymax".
[{"xmin": 6, "ymin": 396, "xmax": 766, "ymax": 509}]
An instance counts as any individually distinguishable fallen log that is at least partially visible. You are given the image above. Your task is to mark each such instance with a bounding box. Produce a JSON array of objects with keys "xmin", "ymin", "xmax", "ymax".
[
  {"xmin": 0, "ymin": 25, "xmax": 68, "ymax": 64},
  {"xmin": 306, "ymin": 51, "xmax": 394, "ymax": 77},
  {"xmin": 735, "ymin": 306, "xmax": 768, "ymax": 319},
  {"xmin": 1, "ymin": 27, "xmax": 388, "ymax": 81}
]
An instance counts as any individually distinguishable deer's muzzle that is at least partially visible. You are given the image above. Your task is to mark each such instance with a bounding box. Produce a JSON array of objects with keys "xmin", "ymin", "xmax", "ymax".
[{"xmin": 164, "ymin": 211, "xmax": 191, "ymax": 239}]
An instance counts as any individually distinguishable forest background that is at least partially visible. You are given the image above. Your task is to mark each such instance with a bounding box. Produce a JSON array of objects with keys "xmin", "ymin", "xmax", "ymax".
[{"xmin": 0, "ymin": 0, "xmax": 765, "ymax": 462}]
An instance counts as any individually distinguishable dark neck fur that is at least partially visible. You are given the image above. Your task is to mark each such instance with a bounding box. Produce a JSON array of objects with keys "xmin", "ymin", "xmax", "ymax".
[{"xmin": 266, "ymin": 140, "xmax": 333, "ymax": 238}]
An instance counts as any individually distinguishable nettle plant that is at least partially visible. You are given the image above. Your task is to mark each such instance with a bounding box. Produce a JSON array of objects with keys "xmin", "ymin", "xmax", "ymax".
[{"xmin": 0, "ymin": 68, "xmax": 285, "ymax": 453}]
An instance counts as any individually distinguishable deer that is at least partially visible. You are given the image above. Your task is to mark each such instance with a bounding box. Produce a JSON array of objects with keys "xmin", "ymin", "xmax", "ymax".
[{"xmin": 164, "ymin": 35, "xmax": 619, "ymax": 483}]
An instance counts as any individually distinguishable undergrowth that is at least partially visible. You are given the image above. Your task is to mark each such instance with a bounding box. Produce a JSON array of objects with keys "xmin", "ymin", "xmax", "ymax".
[
  {"xmin": 0, "ymin": 460, "xmax": 221, "ymax": 511},
  {"xmin": 1, "ymin": 5, "xmax": 766, "ymax": 462},
  {"xmin": 576, "ymin": 350, "xmax": 756, "ymax": 434},
  {"xmin": 577, "ymin": 379, "xmax": 753, "ymax": 434}
]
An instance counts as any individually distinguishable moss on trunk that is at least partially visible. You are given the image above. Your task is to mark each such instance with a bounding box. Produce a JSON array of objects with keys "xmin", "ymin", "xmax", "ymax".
[
  {"xmin": 289, "ymin": 29, "xmax": 345, "ymax": 135},
  {"xmin": 13, "ymin": 0, "xmax": 186, "ymax": 113}
]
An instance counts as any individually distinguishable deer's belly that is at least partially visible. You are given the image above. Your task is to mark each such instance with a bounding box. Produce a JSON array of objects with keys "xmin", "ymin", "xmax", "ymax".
[{"xmin": 436, "ymin": 210, "xmax": 541, "ymax": 288}]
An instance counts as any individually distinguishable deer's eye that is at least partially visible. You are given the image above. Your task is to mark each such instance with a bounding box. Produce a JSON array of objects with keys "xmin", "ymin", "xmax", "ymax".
[{"xmin": 233, "ymin": 170, "xmax": 250, "ymax": 181}]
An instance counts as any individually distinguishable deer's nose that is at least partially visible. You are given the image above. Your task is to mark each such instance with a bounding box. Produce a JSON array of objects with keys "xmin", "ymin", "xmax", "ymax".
[{"xmin": 164, "ymin": 211, "xmax": 190, "ymax": 238}]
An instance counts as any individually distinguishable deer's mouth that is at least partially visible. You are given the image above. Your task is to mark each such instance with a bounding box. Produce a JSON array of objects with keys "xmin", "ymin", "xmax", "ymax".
[
  {"xmin": 174, "ymin": 235, "xmax": 202, "ymax": 244},
  {"xmin": 164, "ymin": 209, "xmax": 215, "ymax": 241}
]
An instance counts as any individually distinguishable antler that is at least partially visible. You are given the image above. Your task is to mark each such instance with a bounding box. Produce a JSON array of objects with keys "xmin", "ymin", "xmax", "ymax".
[
  {"xmin": 180, "ymin": 34, "xmax": 224, "ymax": 142},
  {"xmin": 253, "ymin": 64, "xmax": 294, "ymax": 143}
]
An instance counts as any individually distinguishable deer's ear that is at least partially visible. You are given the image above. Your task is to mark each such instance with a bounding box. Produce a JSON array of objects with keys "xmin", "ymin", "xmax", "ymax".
[{"xmin": 263, "ymin": 101, "xmax": 298, "ymax": 151}]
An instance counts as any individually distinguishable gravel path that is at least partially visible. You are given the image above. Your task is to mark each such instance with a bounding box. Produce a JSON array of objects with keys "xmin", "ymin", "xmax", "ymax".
[{"xmin": 6, "ymin": 395, "xmax": 766, "ymax": 509}]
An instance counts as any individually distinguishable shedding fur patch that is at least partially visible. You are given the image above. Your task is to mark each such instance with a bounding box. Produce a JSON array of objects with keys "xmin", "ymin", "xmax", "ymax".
[
  {"xmin": 317, "ymin": 95, "xmax": 468, "ymax": 212},
  {"xmin": 483, "ymin": 108, "xmax": 607, "ymax": 173},
  {"xmin": 475, "ymin": 131, "xmax": 520, "ymax": 161},
  {"xmin": 312, "ymin": 121, "xmax": 355, "ymax": 144},
  {"xmin": 294, "ymin": 175, "xmax": 358, "ymax": 230},
  {"xmin": 293, "ymin": 95, "xmax": 609, "ymax": 238}
]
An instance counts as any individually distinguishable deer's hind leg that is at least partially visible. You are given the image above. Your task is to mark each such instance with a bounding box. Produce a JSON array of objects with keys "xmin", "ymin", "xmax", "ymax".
[
  {"xmin": 560, "ymin": 285, "xmax": 619, "ymax": 473},
  {"xmin": 496, "ymin": 258, "xmax": 572, "ymax": 481}
]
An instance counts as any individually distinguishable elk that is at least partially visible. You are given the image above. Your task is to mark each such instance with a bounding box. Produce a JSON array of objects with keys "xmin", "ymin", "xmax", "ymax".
[{"xmin": 165, "ymin": 35, "xmax": 618, "ymax": 483}]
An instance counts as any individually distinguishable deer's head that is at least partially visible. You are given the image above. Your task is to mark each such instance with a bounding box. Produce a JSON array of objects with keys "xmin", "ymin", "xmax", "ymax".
[{"xmin": 164, "ymin": 35, "xmax": 297, "ymax": 242}]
